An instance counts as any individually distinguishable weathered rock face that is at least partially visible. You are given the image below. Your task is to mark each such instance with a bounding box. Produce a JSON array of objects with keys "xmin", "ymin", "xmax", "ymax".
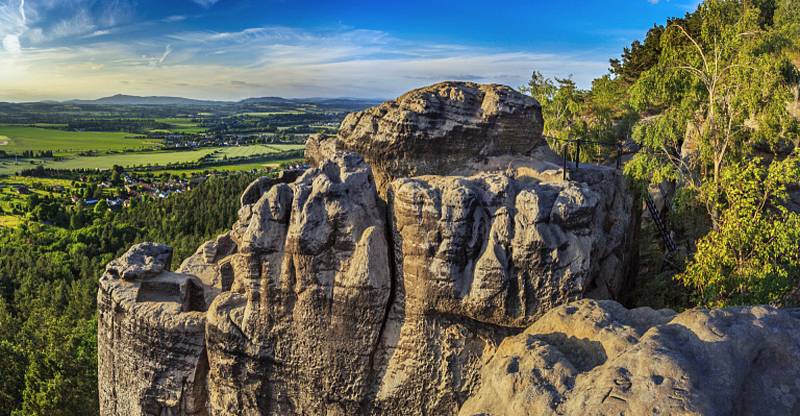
[
  {"xmin": 97, "ymin": 243, "xmax": 210, "ymax": 416},
  {"xmin": 461, "ymin": 299, "xmax": 800, "ymax": 416},
  {"xmin": 203, "ymin": 152, "xmax": 392, "ymax": 415},
  {"xmin": 97, "ymin": 82, "xmax": 650, "ymax": 416},
  {"xmin": 306, "ymin": 81, "xmax": 545, "ymax": 192},
  {"xmin": 366, "ymin": 163, "xmax": 638, "ymax": 414}
]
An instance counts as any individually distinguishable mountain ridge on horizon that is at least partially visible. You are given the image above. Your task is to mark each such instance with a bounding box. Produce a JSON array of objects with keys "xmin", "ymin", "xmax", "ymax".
[{"xmin": 57, "ymin": 94, "xmax": 385, "ymax": 107}]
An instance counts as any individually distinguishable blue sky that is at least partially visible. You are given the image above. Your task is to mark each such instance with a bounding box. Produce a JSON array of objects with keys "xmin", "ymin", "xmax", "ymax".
[{"xmin": 0, "ymin": 0, "xmax": 701, "ymax": 101}]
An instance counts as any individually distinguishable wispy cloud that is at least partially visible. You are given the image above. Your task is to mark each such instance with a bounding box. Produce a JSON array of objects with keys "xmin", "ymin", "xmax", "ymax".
[
  {"xmin": 0, "ymin": 2, "xmax": 616, "ymax": 101},
  {"xmin": 192, "ymin": 0, "xmax": 220, "ymax": 9},
  {"xmin": 0, "ymin": 23, "xmax": 612, "ymax": 101},
  {"xmin": 163, "ymin": 15, "xmax": 187, "ymax": 22},
  {"xmin": 156, "ymin": 44, "xmax": 172, "ymax": 65},
  {"xmin": 1, "ymin": 0, "xmax": 26, "ymax": 54}
]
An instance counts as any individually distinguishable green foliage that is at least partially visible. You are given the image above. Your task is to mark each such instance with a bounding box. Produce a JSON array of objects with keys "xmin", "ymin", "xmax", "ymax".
[
  {"xmin": 0, "ymin": 173, "xmax": 257, "ymax": 415},
  {"xmin": 621, "ymin": 0, "xmax": 800, "ymax": 307},
  {"xmin": 520, "ymin": 71, "xmax": 637, "ymax": 163},
  {"xmin": 610, "ymin": 24, "xmax": 666, "ymax": 84},
  {"xmin": 679, "ymin": 157, "xmax": 800, "ymax": 306},
  {"xmin": 521, "ymin": 72, "xmax": 584, "ymax": 141},
  {"xmin": 626, "ymin": 0, "xmax": 799, "ymax": 223}
]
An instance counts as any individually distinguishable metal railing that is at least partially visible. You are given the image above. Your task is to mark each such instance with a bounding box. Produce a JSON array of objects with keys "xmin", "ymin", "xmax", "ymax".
[{"xmin": 552, "ymin": 137, "xmax": 624, "ymax": 180}]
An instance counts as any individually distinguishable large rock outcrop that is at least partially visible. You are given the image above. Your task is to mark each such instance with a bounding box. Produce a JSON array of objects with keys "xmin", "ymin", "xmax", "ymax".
[
  {"xmin": 97, "ymin": 81, "xmax": 712, "ymax": 416},
  {"xmin": 306, "ymin": 81, "xmax": 545, "ymax": 192},
  {"xmin": 203, "ymin": 152, "xmax": 392, "ymax": 415}
]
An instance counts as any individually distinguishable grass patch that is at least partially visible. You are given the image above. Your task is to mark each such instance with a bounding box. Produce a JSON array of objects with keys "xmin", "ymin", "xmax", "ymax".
[
  {"xmin": 142, "ymin": 157, "xmax": 304, "ymax": 176},
  {"xmin": 268, "ymin": 144, "xmax": 306, "ymax": 151},
  {"xmin": 212, "ymin": 145, "xmax": 287, "ymax": 159},
  {"xmin": 152, "ymin": 118, "xmax": 207, "ymax": 135},
  {"xmin": 41, "ymin": 149, "xmax": 217, "ymax": 171},
  {"xmin": 0, "ymin": 215, "xmax": 21, "ymax": 228}
]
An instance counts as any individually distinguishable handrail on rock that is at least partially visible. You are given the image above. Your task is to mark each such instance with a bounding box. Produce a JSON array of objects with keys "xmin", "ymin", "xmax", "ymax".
[
  {"xmin": 553, "ymin": 137, "xmax": 623, "ymax": 180},
  {"xmin": 553, "ymin": 137, "xmax": 676, "ymax": 254}
]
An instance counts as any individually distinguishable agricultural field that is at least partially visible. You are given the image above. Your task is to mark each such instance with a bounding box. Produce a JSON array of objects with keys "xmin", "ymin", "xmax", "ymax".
[
  {"xmin": 0, "ymin": 215, "xmax": 21, "ymax": 227},
  {"xmin": 0, "ymin": 176, "xmax": 76, "ymax": 224},
  {"xmin": 151, "ymin": 118, "xmax": 207, "ymax": 135},
  {"xmin": 244, "ymin": 111, "xmax": 306, "ymax": 117},
  {"xmin": 0, "ymin": 144, "xmax": 307, "ymax": 176},
  {"xmin": 0, "ymin": 98, "xmax": 362, "ymax": 180},
  {"xmin": 144, "ymin": 158, "xmax": 304, "ymax": 176},
  {"xmin": 211, "ymin": 144, "xmax": 305, "ymax": 159},
  {"xmin": 0, "ymin": 126, "xmax": 159, "ymax": 156},
  {"xmin": 32, "ymin": 149, "xmax": 215, "ymax": 172}
]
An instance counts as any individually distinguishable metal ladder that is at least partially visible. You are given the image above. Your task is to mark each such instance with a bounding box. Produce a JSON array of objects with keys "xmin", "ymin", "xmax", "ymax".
[{"xmin": 644, "ymin": 191, "xmax": 677, "ymax": 253}]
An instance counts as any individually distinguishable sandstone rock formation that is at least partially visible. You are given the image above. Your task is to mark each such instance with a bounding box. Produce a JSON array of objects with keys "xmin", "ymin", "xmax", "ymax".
[
  {"xmin": 306, "ymin": 81, "xmax": 545, "ymax": 192},
  {"xmin": 97, "ymin": 81, "xmax": 654, "ymax": 416},
  {"xmin": 98, "ymin": 74, "xmax": 800, "ymax": 412},
  {"xmin": 97, "ymin": 243, "xmax": 210, "ymax": 416},
  {"xmin": 461, "ymin": 299, "xmax": 800, "ymax": 416}
]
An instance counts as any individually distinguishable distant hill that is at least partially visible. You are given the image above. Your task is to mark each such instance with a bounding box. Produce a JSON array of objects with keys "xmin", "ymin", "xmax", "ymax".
[
  {"xmin": 67, "ymin": 94, "xmax": 229, "ymax": 106},
  {"xmin": 239, "ymin": 96, "xmax": 381, "ymax": 110},
  {"xmin": 237, "ymin": 96, "xmax": 298, "ymax": 106},
  {"xmin": 62, "ymin": 94, "xmax": 381, "ymax": 109}
]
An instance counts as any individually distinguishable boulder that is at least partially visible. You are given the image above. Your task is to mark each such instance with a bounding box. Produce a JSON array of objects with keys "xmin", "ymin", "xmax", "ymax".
[{"xmin": 104, "ymin": 242, "xmax": 172, "ymax": 281}]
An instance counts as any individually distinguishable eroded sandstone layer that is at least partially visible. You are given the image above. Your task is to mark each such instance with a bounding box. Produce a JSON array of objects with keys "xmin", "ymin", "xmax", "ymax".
[{"xmin": 98, "ymin": 81, "xmax": 673, "ymax": 416}]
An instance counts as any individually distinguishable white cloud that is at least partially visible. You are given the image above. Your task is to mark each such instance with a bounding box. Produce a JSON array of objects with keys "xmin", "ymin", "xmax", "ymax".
[
  {"xmin": 85, "ymin": 29, "xmax": 112, "ymax": 38},
  {"xmin": 163, "ymin": 15, "xmax": 187, "ymax": 22},
  {"xmin": 2, "ymin": 34, "xmax": 21, "ymax": 53},
  {"xmin": 157, "ymin": 44, "xmax": 172, "ymax": 65},
  {"xmin": 49, "ymin": 8, "xmax": 96, "ymax": 40}
]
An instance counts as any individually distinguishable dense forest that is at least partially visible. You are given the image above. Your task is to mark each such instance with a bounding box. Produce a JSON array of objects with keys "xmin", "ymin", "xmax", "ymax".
[
  {"xmin": 523, "ymin": 0, "xmax": 800, "ymax": 308},
  {"xmin": 0, "ymin": 174, "xmax": 256, "ymax": 416}
]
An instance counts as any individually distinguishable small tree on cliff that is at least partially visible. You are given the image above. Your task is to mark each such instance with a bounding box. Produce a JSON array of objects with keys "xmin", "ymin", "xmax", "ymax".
[{"xmin": 626, "ymin": 0, "xmax": 798, "ymax": 227}]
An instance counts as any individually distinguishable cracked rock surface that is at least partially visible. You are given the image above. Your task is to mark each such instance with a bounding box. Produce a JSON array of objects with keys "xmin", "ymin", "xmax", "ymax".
[
  {"xmin": 97, "ymin": 155, "xmax": 640, "ymax": 415},
  {"xmin": 461, "ymin": 299, "xmax": 800, "ymax": 416}
]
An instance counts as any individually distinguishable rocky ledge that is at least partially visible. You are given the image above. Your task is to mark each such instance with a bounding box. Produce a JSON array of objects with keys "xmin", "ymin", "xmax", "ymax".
[{"xmin": 97, "ymin": 82, "xmax": 799, "ymax": 415}]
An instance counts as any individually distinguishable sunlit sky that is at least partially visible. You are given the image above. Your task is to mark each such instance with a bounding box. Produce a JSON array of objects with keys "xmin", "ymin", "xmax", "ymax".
[{"xmin": 0, "ymin": 0, "xmax": 701, "ymax": 102}]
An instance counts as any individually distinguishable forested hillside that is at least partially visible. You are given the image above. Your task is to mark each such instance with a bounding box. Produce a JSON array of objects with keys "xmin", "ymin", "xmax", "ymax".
[
  {"xmin": 0, "ymin": 173, "xmax": 256, "ymax": 416},
  {"xmin": 523, "ymin": 0, "xmax": 800, "ymax": 308}
]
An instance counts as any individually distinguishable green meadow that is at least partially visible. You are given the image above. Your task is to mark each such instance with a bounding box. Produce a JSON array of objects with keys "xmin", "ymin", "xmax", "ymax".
[
  {"xmin": 0, "ymin": 126, "xmax": 160, "ymax": 156},
  {"xmin": 212, "ymin": 144, "xmax": 304, "ymax": 159}
]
